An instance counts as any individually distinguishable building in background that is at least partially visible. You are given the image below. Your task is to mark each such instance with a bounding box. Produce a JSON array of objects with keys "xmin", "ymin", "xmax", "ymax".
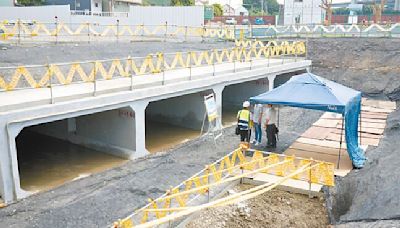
[
  {"xmin": 283, "ymin": 0, "xmax": 323, "ymax": 25},
  {"xmin": 44, "ymin": 0, "xmax": 141, "ymax": 13},
  {"xmin": 196, "ymin": 0, "xmax": 243, "ymax": 16},
  {"xmin": 45, "ymin": 0, "xmax": 103, "ymax": 12},
  {"xmin": 103, "ymin": 0, "xmax": 142, "ymax": 12},
  {"xmin": 222, "ymin": 4, "xmax": 234, "ymax": 15}
]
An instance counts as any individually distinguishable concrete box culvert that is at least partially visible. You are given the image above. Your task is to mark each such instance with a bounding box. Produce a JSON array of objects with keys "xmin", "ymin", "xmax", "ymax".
[{"xmin": 12, "ymin": 106, "xmax": 138, "ymax": 197}]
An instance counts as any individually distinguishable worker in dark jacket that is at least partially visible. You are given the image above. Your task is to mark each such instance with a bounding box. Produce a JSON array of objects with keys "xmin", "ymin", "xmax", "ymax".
[{"xmin": 264, "ymin": 104, "xmax": 278, "ymax": 148}]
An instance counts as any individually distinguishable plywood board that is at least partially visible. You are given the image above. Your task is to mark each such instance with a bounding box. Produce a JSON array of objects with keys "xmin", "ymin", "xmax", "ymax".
[
  {"xmin": 285, "ymin": 148, "xmax": 352, "ymax": 176},
  {"xmin": 321, "ymin": 112, "xmax": 342, "ymax": 120},
  {"xmin": 330, "ymin": 128, "xmax": 382, "ymax": 139},
  {"xmin": 361, "ymin": 111, "xmax": 389, "ymax": 119},
  {"xmin": 296, "ymin": 137, "xmax": 346, "ymax": 149},
  {"xmin": 362, "ymin": 98, "xmax": 396, "ymax": 110},
  {"xmin": 252, "ymin": 173, "xmax": 323, "ymax": 193},
  {"xmin": 290, "ymin": 142, "xmax": 348, "ymax": 156},
  {"xmin": 338, "ymin": 120, "xmax": 386, "ymax": 129},
  {"xmin": 362, "ymin": 106, "xmax": 394, "ymax": 114},
  {"xmin": 358, "ymin": 118, "xmax": 387, "ymax": 124},
  {"xmin": 301, "ymin": 126, "xmax": 332, "ymax": 140},
  {"xmin": 335, "ymin": 125, "xmax": 385, "ymax": 135},
  {"xmin": 325, "ymin": 133, "xmax": 380, "ymax": 146},
  {"xmin": 313, "ymin": 118, "xmax": 340, "ymax": 128}
]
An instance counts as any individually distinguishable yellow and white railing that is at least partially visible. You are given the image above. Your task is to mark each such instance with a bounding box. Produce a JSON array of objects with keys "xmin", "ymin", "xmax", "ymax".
[
  {"xmin": 113, "ymin": 148, "xmax": 334, "ymax": 228},
  {"xmin": 0, "ymin": 41, "xmax": 306, "ymax": 92}
]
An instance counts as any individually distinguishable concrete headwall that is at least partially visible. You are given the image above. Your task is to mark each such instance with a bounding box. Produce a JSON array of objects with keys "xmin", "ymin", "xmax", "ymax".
[
  {"xmin": 146, "ymin": 91, "xmax": 211, "ymax": 130},
  {"xmin": 28, "ymin": 107, "xmax": 136, "ymax": 159}
]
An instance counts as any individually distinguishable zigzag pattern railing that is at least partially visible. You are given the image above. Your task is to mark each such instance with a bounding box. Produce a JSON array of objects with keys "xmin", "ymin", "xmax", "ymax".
[
  {"xmin": 113, "ymin": 148, "xmax": 334, "ymax": 228},
  {"xmin": 0, "ymin": 21, "xmax": 235, "ymax": 42},
  {"xmin": 235, "ymin": 23, "xmax": 400, "ymax": 38},
  {"xmin": 0, "ymin": 41, "xmax": 306, "ymax": 91}
]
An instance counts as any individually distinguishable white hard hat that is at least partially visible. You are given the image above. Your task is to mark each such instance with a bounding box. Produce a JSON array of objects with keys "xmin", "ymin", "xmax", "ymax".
[{"xmin": 243, "ymin": 101, "xmax": 250, "ymax": 108}]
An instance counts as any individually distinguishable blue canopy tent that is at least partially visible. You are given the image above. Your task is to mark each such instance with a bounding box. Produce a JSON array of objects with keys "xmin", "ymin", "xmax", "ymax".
[{"xmin": 250, "ymin": 72, "xmax": 366, "ymax": 168}]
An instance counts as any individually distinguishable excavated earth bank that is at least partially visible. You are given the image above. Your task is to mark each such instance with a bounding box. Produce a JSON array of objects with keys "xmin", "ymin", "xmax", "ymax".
[{"xmin": 308, "ymin": 38, "xmax": 400, "ymax": 225}]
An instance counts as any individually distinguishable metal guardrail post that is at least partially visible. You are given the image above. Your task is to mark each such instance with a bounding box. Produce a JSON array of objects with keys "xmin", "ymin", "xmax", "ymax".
[
  {"xmin": 164, "ymin": 21, "xmax": 168, "ymax": 42},
  {"xmin": 17, "ymin": 18, "xmax": 21, "ymax": 45},
  {"xmin": 306, "ymin": 37, "xmax": 309, "ymax": 60},
  {"xmin": 55, "ymin": 16, "xmax": 59, "ymax": 44},
  {"xmin": 87, "ymin": 22, "xmax": 90, "ymax": 43},
  {"xmin": 141, "ymin": 23, "xmax": 145, "ymax": 41},
  {"xmin": 116, "ymin": 19, "xmax": 120, "ymax": 42},
  {"xmin": 161, "ymin": 53, "xmax": 166, "ymax": 85},
  {"xmin": 47, "ymin": 64, "xmax": 55, "ymax": 104},
  {"xmin": 184, "ymin": 26, "xmax": 188, "ymax": 42},
  {"xmin": 201, "ymin": 24, "xmax": 205, "ymax": 43},
  {"xmin": 129, "ymin": 56, "xmax": 134, "ymax": 91},
  {"xmin": 212, "ymin": 57, "xmax": 216, "ymax": 76},
  {"xmin": 233, "ymin": 59, "xmax": 236, "ymax": 73},
  {"xmin": 93, "ymin": 61, "xmax": 97, "ymax": 96}
]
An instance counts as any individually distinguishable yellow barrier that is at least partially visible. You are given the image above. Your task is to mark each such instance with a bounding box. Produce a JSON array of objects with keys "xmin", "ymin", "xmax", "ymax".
[
  {"xmin": 0, "ymin": 20, "xmax": 235, "ymax": 42},
  {"xmin": 0, "ymin": 41, "xmax": 306, "ymax": 91},
  {"xmin": 113, "ymin": 148, "xmax": 334, "ymax": 228}
]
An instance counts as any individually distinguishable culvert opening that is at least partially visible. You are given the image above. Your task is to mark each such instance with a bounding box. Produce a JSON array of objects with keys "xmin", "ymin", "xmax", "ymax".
[
  {"xmin": 15, "ymin": 108, "xmax": 134, "ymax": 192},
  {"xmin": 146, "ymin": 90, "xmax": 213, "ymax": 153},
  {"xmin": 222, "ymin": 78, "xmax": 270, "ymax": 126}
]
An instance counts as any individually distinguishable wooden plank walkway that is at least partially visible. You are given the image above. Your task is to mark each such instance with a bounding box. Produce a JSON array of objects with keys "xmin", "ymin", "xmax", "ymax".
[{"xmin": 284, "ymin": 98, "xmax": 396, "ymax": 176}]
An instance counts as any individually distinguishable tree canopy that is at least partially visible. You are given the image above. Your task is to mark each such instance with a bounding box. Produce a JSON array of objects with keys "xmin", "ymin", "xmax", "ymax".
[
  {"xmin": 243, "ymin": 0, "xmax": 279, "ymax": 15},
  {"xmin": 171, "ymin": 0, "xmax": 194, "ymax": 6},
  {"xmin": 16, "ymin": 0, "xmax": 44, "ymax": 6},
  {"xmin": 212, "ymin": 3, "xmax": 223, "ymax": 16}
]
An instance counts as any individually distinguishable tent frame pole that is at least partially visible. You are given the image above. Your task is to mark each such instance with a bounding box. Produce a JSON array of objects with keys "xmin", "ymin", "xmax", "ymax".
[
  {"xmin": 359, "ymin": 110, "xmax": 362, "ymax": 145},
  {"xmin": 337, "ymin": 115, "xmax": 344, "ymax": 169}
]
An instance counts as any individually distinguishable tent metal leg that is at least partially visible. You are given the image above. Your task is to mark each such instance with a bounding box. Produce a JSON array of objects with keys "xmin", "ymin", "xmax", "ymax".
[{"xmin": 359, "ymin": 110, "xmax": 362, "ymax": 145}]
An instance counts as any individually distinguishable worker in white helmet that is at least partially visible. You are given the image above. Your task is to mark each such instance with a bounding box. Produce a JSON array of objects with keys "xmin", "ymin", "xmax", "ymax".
[{"xmin": 236, "ymin": 101, "xmax": 252, "ymax": 142}]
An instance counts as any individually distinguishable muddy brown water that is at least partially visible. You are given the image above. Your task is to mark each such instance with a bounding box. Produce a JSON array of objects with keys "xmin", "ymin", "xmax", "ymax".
[
  {"xmin": 16, "ymin": 131, "xmax": 127, "ymax": 192},
  {"xmin": 16, "ymin": 112, "xmax": 238, "ymax": 193},
  {"xmin": 146, "ymin": 121, "xmax": 200, "ymax": 153}
]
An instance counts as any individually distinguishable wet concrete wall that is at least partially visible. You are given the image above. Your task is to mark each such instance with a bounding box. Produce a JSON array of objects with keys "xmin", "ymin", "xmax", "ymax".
[
  {"xmin": 223, "ymin": 78, "xmax": 269, "ymax": 110},
  {"xmin": 146, "ymin": 91, "xmax": 211, "ymax": 130},
  {"xmin": 28, "ymin": 107, "xmax": 136, "ymax": 159}
]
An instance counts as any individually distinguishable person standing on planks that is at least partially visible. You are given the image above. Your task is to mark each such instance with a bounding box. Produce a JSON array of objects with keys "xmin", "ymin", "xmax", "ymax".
[
  {"xmin": 264, "ymin": 104, "xmax": 278, "ymax": 149},
  {"xmin": 252, "ymin": 103, "xmax": 263, "ymax": 146}
]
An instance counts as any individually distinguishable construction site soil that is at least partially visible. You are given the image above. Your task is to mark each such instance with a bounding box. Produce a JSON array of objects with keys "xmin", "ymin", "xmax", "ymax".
[
  {"xmin": 187, "ymin": 185, "xmax": 328, "ymax": 228},
  {"xmin": 0, "ymin": 38, "xmax": 399, "ymax": 227},
  {"xmin": 308, "ymin": 38, "xmax": 400, "ymax": 226}
]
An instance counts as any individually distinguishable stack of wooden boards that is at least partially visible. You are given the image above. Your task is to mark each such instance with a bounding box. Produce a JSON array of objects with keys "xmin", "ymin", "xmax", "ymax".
[{"xmin": 285, "ymin": 98, "xmax": 397, "ymax": 176}]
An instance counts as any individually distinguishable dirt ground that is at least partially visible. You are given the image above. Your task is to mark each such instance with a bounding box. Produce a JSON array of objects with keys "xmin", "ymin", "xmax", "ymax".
[
  {"xmin": 187, "ymin": 185, "xmax": 328, "ymax": 228},
  {"xmin": 307, "ymin": 38, "xmax": 400, "ymax": 225},
  {"xmin": 0, "ymin": 41, "xmax": 231, "ymax": 66}
]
